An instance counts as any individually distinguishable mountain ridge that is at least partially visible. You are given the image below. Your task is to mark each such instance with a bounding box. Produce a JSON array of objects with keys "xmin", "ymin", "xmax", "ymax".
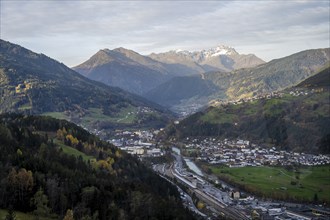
[
  {"xmin": 0, "ymin": 39, "xmax": 172, "ymax": 130},
  {"xmin": 149, "ymin": 45, "xmax": 265, "ymax": 72},
  {"xmin": 73, "ymin": 45, "xmax": 265, "ymax": 96},
  {"xmin": 144, "ymin": 48, "xmax": 329, "ymax": 115},
  {"xmin": 73, "ymin": 47, "xmax": 174, "ymax": 95}
]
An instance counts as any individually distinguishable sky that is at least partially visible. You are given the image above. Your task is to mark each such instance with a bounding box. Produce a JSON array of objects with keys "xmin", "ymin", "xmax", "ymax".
[{"xmin": 1, "ymin": 0, "xmax": 329, "ymax": 67}]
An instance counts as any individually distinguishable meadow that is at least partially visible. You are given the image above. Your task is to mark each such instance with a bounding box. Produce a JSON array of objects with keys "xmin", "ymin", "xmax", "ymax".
[{"xmin": 210, "ymin": 165, "xmax": 330, "ymax": 203}]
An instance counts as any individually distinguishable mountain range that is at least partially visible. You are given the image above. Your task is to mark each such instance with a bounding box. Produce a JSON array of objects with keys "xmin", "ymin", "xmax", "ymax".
[
  {"xmin": 73, "ymin": 45, "xmax": 264, "ymax": 96},
  {"xmin": 73, "ymin": 48, "xmax": 174, "ymax": 95},
  {"xmin": 74, "ymin": 45, "xmax": 329, "ymax": 115},
  {"xmin": 0, "ymin": 39, "xmax": 172, "ymax": 130},
  {"xmin": 149, "ymin": 45, "xmax": 265, "ymax": 73},
  {"xmin": 145, "ymin": 48, "xmax": 329, "ymax": 114}
]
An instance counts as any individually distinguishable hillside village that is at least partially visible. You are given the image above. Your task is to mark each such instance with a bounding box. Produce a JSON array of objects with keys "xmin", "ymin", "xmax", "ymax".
[
  {"xmin": 210, "ymin": 87, "xmax": 326, "ymax": 108},
  {"xmin": 179, "ymin": 137, "xmax": 330, "ymax": 167}
]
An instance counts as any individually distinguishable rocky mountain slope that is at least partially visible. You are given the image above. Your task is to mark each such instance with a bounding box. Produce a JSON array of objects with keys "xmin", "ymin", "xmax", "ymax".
[
  {"xmin": 0, "ymin": 39, "xmax": 172, "ymax": 130},
  {"xmin": 73, "ymin": 48, "xmax": 175, "ymax": 95},
  {"xmin": 296, "ymin": 63, "xmax": 330, "ymax": 88},
  {"xmin": 206, "ymin": 48, "xmax": 330, "ymax": 99}
]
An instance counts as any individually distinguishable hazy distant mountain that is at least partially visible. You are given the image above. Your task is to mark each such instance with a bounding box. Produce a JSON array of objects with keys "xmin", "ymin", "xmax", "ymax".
[
  {"xmin": 206, "ymin": 48, "xmax": 330, "ymax": 99},
  {"xmin": 144, "ymin": 75, "xmax": 220, "ymax": 107},
  {"xmin": 149, "ymin": 45, "xmax": 265, "ymax": 73},
  {"xmin": 73, "ymin": 48, "xmax": 175, "ymax": 95},
  {"xmin": 73, "ymin": 44, "xmax": 329, "ymax": 116},
  {"xmin": 0, "ymin": 40, "xmax": 172, "ymax": 129},
  {"xmin": 147, "ymin": 48, "xmax": 329, "ymax": 115}
]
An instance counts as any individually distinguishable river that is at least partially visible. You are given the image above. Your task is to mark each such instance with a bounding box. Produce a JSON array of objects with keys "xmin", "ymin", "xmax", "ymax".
[
  {"xmin": 172, "ymin": 147, "xmax": 204, "ymax": 176},
  {"xmin": 184, "ymin": 158, "xmax": 204, "ymax": 176}
]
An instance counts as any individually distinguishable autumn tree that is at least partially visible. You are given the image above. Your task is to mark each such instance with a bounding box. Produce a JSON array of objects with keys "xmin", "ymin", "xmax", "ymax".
[
  {"xmin": 57, "ymin": 127, "xmax": 68, "ymax": 141},
  {"xmin": 66, "ymin": 134, "xmax": 79, "ymax": 146},
  {"xmin": 197, "ymin": 201, "xmax": 205, "ymax": 210},
  {"xmin": 7, "ymin": 168, "xmax": 34, "ymax": 202},
  {"xmin": 63, "ymin": 209, "xmax": 74, "ymax": 220}
]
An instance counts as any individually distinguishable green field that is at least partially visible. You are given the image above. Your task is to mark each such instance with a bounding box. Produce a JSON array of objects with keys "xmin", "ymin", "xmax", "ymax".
[
  {"xmin": 42, "ymin": 112, "xmax": 69, "ymax": 120},
  {"xmin": 201, "ymin": 109, "xmax": 238, "ymax": 124},
  {"xmin": 210, "ymin": 165, "xmax": 330, "ymax": 202},
  {"xmin": 18, "ymin": 103, "xmax": 32, "ymax": 111},
  {"xmin": 43, "ymin": 106, "xmax": 138, "ymax": 125},
  {"xmin": 0, "ymin": 209, "xmax": 55, "ymax": 220},
  {"xmin": 54, "ymin": 139, "xmax": 94, "ymax": 162},
  {"xmin": 81, "ymin": 107, "xmax": 137, "ymax": 124}
]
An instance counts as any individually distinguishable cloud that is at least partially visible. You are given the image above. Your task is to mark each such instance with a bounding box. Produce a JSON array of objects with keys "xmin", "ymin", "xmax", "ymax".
[{"xmin": 1, "ymin": 0, "xmax": 329, "ymax": 66}]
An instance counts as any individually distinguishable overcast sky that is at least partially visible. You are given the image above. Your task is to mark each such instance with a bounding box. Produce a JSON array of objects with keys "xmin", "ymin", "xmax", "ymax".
[{"xmin": 1, "ymin": 0, "xmax": 329, "ymax": 67}]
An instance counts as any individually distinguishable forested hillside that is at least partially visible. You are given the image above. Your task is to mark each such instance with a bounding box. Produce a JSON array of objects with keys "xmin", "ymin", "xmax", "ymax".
[
  {"xmin": 0, "ymin": 39, "xmax": 172, "ymax": 130},
  {"xmin": 0, "ymin": 114, "xmax": 194, "ymax": 220},
  {"xmin": 163, "ymin": 68, "xmax": 330, "ymax": 153}
]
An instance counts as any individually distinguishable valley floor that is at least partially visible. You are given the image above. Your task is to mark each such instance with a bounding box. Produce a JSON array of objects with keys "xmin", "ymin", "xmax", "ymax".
[{"xmin": 152, "ymin": 148, "xmax": 330, "ymax": 220}]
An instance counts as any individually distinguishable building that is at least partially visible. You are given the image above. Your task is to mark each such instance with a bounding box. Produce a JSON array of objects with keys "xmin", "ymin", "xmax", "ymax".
[{"xmin": 229, "ymin": 190, "xmax": 240, "ymax": 199}]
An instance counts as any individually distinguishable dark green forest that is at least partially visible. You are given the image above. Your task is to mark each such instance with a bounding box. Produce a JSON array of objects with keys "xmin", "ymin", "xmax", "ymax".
[{"xmin": 0, "ymin": 114, "xmax": 194, "ymax": 220}]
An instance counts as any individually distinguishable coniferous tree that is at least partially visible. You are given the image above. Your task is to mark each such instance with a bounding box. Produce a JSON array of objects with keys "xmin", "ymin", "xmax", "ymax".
[
  {"xmin": 5, "ymin": 206, "xmax": 16, "ymax": 220},
  {"xmin": 30, "ymin": 188, "xmax": 51, "ymax": 217}
]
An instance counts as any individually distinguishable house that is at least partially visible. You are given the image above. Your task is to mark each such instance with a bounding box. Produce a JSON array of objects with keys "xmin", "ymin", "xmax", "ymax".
[
  {"xmin": 147, "ymin": 148, "xmax": 163, "ymax": 157},
  {"xmin": 15, "ymin": 84, "xmax": 26, "ymax": 93},
  {"xmin": 229, "ymin": 190, "xmax": 240, "ymax": 199}
]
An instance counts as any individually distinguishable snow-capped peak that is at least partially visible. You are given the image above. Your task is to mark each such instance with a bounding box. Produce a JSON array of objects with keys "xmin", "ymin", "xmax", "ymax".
[
  {"xmin": 172, "ymin": 49, "xmax": 191, "ymax": 55},
  {"xmin": 202, "ymin": 45, "xmax": 238, "ymax": 57},
  {"xmin": 172, "ymin": 45, "xmax": 238, "ymax": 59}
]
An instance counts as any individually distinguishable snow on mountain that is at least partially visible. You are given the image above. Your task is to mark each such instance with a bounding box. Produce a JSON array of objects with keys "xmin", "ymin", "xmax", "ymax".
[
  {"xmin": 201, "ymin": 45, "xmax": 239, "ymax": 57},
  {"xmin": 171, "ymin": 45, "xmax": 239, "ymax": 61},
  {"xmin": 149, "ymin": 45, "xmax": 265, "ymax": 73}
]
